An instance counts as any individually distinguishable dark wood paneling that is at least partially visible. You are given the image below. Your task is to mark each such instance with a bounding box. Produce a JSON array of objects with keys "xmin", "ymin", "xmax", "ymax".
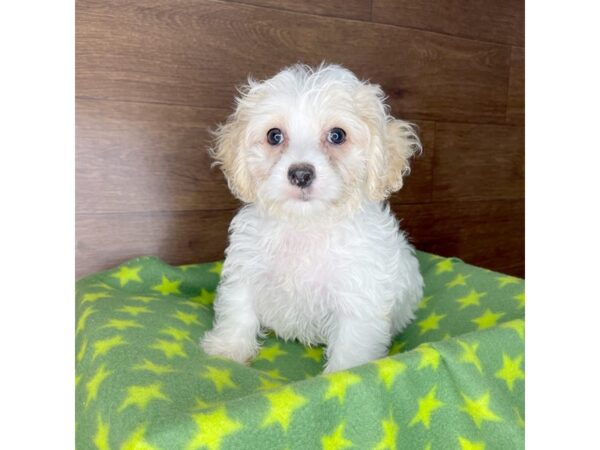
[
  {"xmin": 224, "ymin": 0, "xmax": 372, "ymax": 21},
  {"xmin": 372, "ymin": 0, "xmax": 524, "ymax": 46},
  {"xmin": 432, "ymin": 123, "xmax": 524, "ymax": 201},
  {"xmin": 507, "ymin": 47, "xmax": 525, "ymax": 124},
  {"xmin": 77, "ymin": 0, "xmax": 511, "ymax": 124},
  {"xmin": 76, "ymin": 209, "xmax": 236, "ymax": 278},
  {"xmin": 76, "ymin": 98, "xmax": 236, "ymax": 213},
  {"xmin": 392, "ymin": 200, "xmax": 524, "ymax": 277}
]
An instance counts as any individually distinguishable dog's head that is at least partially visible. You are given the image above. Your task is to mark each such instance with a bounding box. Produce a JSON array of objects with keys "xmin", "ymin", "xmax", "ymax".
[{"xmin": 210, "ymin": 63, "xmax": 421, "ymax": 219}]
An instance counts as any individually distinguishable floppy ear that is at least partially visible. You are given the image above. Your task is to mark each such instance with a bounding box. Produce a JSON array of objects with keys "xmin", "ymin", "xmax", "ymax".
[
  {"xmin": 209, "ymin": 112, "xmax": 256, "ymax": 203},
  {"xmin": 367, "ymin": 118, "xmax": 421, "ymax": 201}
]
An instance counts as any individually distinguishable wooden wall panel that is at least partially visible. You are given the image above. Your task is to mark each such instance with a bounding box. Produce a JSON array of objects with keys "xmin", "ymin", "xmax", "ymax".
[
  {"xmin": 372, "ymin": 0, "xmax": 524, "ymax": 46},
  {"xmin": 507, "ymin": 47, "xmax": 525, "ymax": 124},
  {"xmin": 224, "ymin": 0, "xmax": 372, "ymax": 21}
]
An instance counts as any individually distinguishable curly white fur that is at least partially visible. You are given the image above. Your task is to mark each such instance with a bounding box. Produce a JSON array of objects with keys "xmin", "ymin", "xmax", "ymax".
[{"xmin": 201, "ymin": 63, "xmax": 424, "ymax": 372}]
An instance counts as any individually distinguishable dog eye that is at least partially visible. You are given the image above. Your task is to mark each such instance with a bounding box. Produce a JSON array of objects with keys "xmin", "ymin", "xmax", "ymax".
[
  {"xmin": 266, "ymin": 128, "xmax": 284, "ymax": 146},
  {"xmin": 327, "ymin": 128, "xmax": 346, "ymax": 145}
]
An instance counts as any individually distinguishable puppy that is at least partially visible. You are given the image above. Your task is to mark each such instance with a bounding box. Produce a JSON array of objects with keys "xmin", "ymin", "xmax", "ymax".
[{"xmin": 201, "ymin": 64, "xmax": 424, "ymax": 373}]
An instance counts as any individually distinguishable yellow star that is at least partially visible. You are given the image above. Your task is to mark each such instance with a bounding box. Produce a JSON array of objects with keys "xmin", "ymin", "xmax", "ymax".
[
  {"xmin": 435, "ymin": 259, "xmax": 454, "ymax": 274},
  {"xmin": 160, "ymin": 327, "xmax": 192, "ymax": 342},
  {"xmin": 514, "ymin": 407, "xmax": 525, "ymax": 428},
  {"xmin": 150, "ymin": 339, "xmax": 187, "ymax": 359},
  {"xmin": 501, "ymin": 320, "xmax": 524, "ymax": 339},
  {"xmin": 495, "ymin": 353, "xmax": 524, "ymax": 391},
  {"xmin": 416, "ymin": 345, "xmax": 440, "ymax": 370},
  {"xmin": 101, "ymin": 319, "xmax": 143, "ymax": 331},
  {"xmin": 324, "ymin": 372, "xmax": 361, "ymax": 404},
  {"xmin": 375, "ymin": 358, "xmax": 406, "ymax": 389},
  {"xmin": 190, "ymin": 289, "xmax": 216, "ymax": 305},
  {"xmin": 417, "ymin": 295, "xmax": 433, "ymax": 310},
  {"xmin": 514, "ymin": 292, "xmax": 525, "ymax": 309},
  {"xmin": 121, "ymin": 424, "xmax": 157, "ymax": 450},
  {"xmin": 133, "ymin": 359, "xmax": 176, "ymax": 375},
  {"xmin": 81, "ymin": 292, "xmax": 110, "ymax": 304},
  {"xmin": 302, "ymin": 346, "xmax": 323, "ymax": 362},
  {"xmin": 117, "ymin": 305, "xmax": 152, "ymax": 316},
  {"xmin": 192, "ymin": 397, "xmax": 218, "ymax": 410},
  {"xmin": 409, "ymin": 385, "xmax": 444, "ymax": 429},
  {"xmin": 417, "ymin": 311, "xmax": 446, "ymax": 335},
  {"xmin": 118, "ymin": 383, "xmax": 169, "ymax": 412},
  {"xmin": 456, "ymin": 289, "xmax": 487, "ymax": 310},
  {"xmin": 152, "ymin": 275, "xmax": 182, "ymax": 296},
  {"xmin": 460, "ymin": 391, "xmax": 502, "ymax": 428},
  {"xmin": 209, "ymin": 262, "xmax": 223, "ymax": 275},
  {"xmin": 262, "ymin": 386, "xmax": 307, "ymax": 431},
  {"xmin": 264, "ymin": 369, "xmax": 288, "ymax": 381},
  {"xmin": 172, "ymin": 310, "xmax": 200, "ymax": 326},
  {"xmin": 186, "ymin": 406, "xmax": 242, "ymax": 450},
  {"xmin": 130, "ymin": 295, "xmax": 159, "ymax": 303},
  {"xmin": 75, "ymin": 373, "xmax": 82, "ymax": 387},
  {"xmin": 76, "ymin": 338, "xmax": 88, "ymax": 363},
  {"xmin": 446, "ymin": 274, "xmax": 471, "ymax": 288},
  {"xmin": 256, "ymin": 343, "xmax": 287, "ymax": 362},
  {"xmin": 458, "ymin": 436, "xmax": 485, "ymax": 450},
  {"xmin": 457, "ymin": 340, "xmax": 483, "ymax": 374},
  {"xmin": 322, "ymin": 423, "xmax": 353, "ymax": 450},
  {"xmin": 110, "ymin": 266, "xmax": 142, "ymax": 287},
  {"xmin": 388, "ymin": 341, "xmax": 406, "ymax": 355},
  {"xmin": 259, "ymin": 377, "xmax": 282, "ymax": 391},
  {"xmin": 423, "ymin": 443, "xmax": 432, "ymax": 450},
  {"xmin": 93, "ymin": 415, "xmax": 110, "ymax": 450},
  {"xmin": 85, "ymin": 364, "xmax": 112, "ymax": 405},
  {"xmin": 76, "ymin": 306, "xmax": 97, "ymax": 334},
  {"xmin": 497, "ymin": 275, "xmax": 520, "ymax": 288},
  {"xmin": 201, "ymin": 367, "xmax": 237, "ymax": 393},
  {"xmin": 375, "ymin": 413, "xmax": 399, "ymax": 450},
  {"xmin": 89, "ymin": 281, "xmax": 115, "ymax": 291},
  {"xmin": 472, "ymin": 309, "xmax": 505, "ymax": 330},
  {"xmin": 92, "ymin": 335, "xmax": 126, "ymax": 360}
]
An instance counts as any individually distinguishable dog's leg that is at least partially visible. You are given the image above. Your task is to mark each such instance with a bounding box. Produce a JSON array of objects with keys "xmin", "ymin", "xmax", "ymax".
[
  {"xmin": 200, "ymin": 282, "xmax": 260, "ymax": 364},
  {"xmin": 323, "ymin": 314, "xmax": 391, "ymax": 373}
]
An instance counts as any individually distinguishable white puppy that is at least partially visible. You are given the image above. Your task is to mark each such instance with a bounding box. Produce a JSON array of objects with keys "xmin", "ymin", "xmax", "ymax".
[{"xmin": 201, "ymin": 63, "xmax": 424, "ymax": 373}]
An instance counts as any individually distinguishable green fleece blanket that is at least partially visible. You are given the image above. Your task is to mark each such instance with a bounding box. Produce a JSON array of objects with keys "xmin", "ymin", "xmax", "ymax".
[{"xmin": 75, "ymin": 251, "xmax": 524, "ymax": 450}]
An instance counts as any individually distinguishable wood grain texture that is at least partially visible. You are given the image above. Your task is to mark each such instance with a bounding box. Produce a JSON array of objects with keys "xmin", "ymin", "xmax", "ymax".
[
  {"xmin": 223, "ymin": 0, "xmax": 373, "ymax": 21},
  {"xmin": 507, "ymin": 46, "xmax": 525, "ymax": 124},
  {"xmin": 76, "ymin": 209, "xmax": 236, "ymax": 278},
  {"xmin": 432, "ymin": 123, "xmax": 524, "ymax": 201},
  {"xmin": 392, "ymin": 199, "xmax": 524, "ymax": 277},
  {"xmin": 372, "ymin": 0, "xmax": 524, "ymax": 46},
  {"xmin": 77, "ymin": 0, "xmax": 511, "ymax": 124}
]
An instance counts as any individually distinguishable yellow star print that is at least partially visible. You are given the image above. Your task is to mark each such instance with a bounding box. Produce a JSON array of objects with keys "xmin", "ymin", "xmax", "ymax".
[
  {"xmin": 201, "ymin": 367, "xmax": 237, "ymax": 393},
  {"xmin": 117, "ymin": 305, "xmax": 152, "ymax": 316},
  {"xmin": 456, "ymin": 289, "xmax": 487, "ymax": 310},
  {"xmin": 152, "ymin": 275, "xmax": 182, "ymax": 296},
  {"xmin": 457, "ymin": 340, "xmax": 483, "ymax": 374},
  {"xmin": 375, "ymin": 413, "xmax": 399, "ymax": 450},
  {"xmin": 81, "ymin": 292, "xmax": 110, "ymax": 304},
  {"xmin": 186, "ymin": 406, "xmax": 241, "ymax": 450},
  {"xmin": 501, "ymin": 320, "xmax": 524, "ymax": 339},
  {"xmin": 190, "ymin": 289, "xmax": 216, "ymax": 305},
  {"xmin": 133, "ymin": 359, "xmax": 176, "ymax": 375},
  {"xmin": 472, "ymin": 309, "xmax": 505, "ymax": 330},
  {"xmin": 76, "ymin": 338, "xmax": 88, "ymax": 363},
  {"xmin": 417, "ymin": 295, "xmax": 433, "ymax": 310},
  {"xmin": 458, "ymin": 436, "xmax": 485, "ymax": 450},
  {"xmin": 111, "ymin": 266, "xmax": 143, "ymax": 287},
  {"xmin": 265, "ymin": 369, "xmax": 288, "ymax": 381},
  {"xmin": 514, "ymin": 292, "xmax": 525, "ymax": 309},
  {"xmin": 416, "ymin": 345, "xmax": 440, "ymax": 371},
  {"xmin": 302, "ymin": 346, "xmax": 323, "ymax": 362},
  {"xmin": 122, "ymin": 424, "xmax": 158, "ymax": 450},
  {"xmin": 209, "ymin": 262, "xmax": 223, "ymax": 275},
  {"xmin": 101, "ymin": 319, "xmax": 143, "ymax": 331},
  {"xmin": 435, "ymin": 259, "xmax": 454, "ymax": 274},
  {"xmin": 409, "ymin": 385, "xmax": 444, "ymax": 429},
  {"xmin": 324, "ymin": 372, "xmax": 361, "ymax": 404},
  {"xmin": 497, "ymin": 275, "xmax": 520, "ymax": 288},
  {"xmin": 389, "ymin": 341, "xmax": 406, "ymax": 355},
  {"xmin": 322, "ymin": 423, "xmax": 353, "ymax": 450},
  {"xmin": 257, "ymin": 343, "xmax": 287, "ymax": 362},
  {"xmin": 160, "ymin": 327, "xmax": 192, "ymax": 342},
  {"xmin": 446, "ymin": 274, "xmax": 471, "ymax": 288},
  {"xmin": 130, "ymin": 295, "xmax": 159, "ymax": 303},
  {"xmin": 93, "ymin": 415, "xmax": 110, "ymax": 450},
  {"xmin": 172, "ymin": 310, "xmax": 200, "ymax": 326},
  {"xmin": 417, "ymin": 311, "xmax": 446, "ymax": 335},
  {"xmin": 92, "ymin": 335, "xmax": 126, "ymax": 360},
  {"xmin": 150, "ymin": 339, "xmax": 187, "ymax": 359},
  {"xmin": 460, "ymin": 391, "xmax": 502, "ymax": 428},
  {"xmin": 514, "ymin": 407, "xmax": 525, "ymax": 428},
  {"xmin": 86, "ymin": 364, "xmax": 112, "ymax": 405},
  {"xmin": 118, "ymin": 383, "xmax": 169, "ymax": 412},
  {"xmin": 262, "ymin": 386, "xmax": 307, "ymax": 431},
  {"xmin": 495, "ymin": 353, "xmax": 524, "ymax": 391},
  {"xmin": 76, "ymin": 306, "xmax": 97, "ymax": 334},
  {"xmin": 375, "ymin": 358, "xmax": 407, "ymax": 389},
  {"xmin": 259, "ymin": 377, "xmax": 282, "ymax": 391}
]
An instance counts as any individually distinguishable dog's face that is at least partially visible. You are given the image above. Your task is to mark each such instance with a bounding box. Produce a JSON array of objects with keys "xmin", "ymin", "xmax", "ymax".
[{"xmin": 211, "ymin": 64, "xmax": 420, "ymax": 219}]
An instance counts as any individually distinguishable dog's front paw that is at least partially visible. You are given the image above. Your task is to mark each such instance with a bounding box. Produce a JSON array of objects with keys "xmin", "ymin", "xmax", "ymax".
[{"xmin": 200, "ymin": 330, "xmax": 258, "ymax": 364}]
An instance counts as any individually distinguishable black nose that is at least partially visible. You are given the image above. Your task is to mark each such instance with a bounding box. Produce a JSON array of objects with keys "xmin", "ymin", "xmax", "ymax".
[{"xmin": 288, "ymin": 163, "xmax": 315, "ymax": 188}]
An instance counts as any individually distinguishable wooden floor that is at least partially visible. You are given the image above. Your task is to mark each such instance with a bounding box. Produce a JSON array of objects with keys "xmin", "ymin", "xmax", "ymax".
[{"xmin": 76, "ymin": 0, "xmax": 524, "ymax": 278}]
